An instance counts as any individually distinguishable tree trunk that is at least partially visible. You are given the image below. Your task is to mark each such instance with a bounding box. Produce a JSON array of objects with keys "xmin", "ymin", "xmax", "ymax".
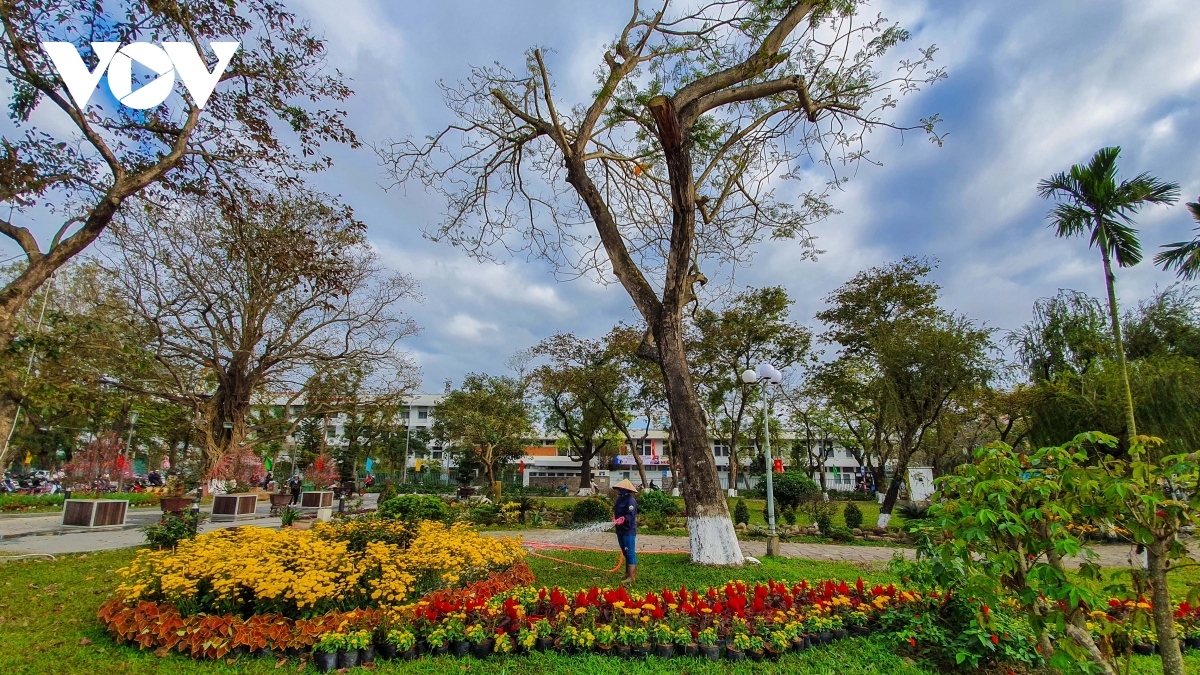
[
  {"xmin": 0, "ymin": 394, "xmax": 20, "ymax": 469},
  {"xmin": 1100, "ymin": 243, "xmax": 1137, "ymax": 440},
  {"xmin": 578, "ymin": 440, "xmax": 594, "ymax": 492},
  {"xmin": 1148, "ymin": 540, "xmax": 1185, "ymax": 675},
  {"xmin": 656, "ymin": 321, "xmax": 743, "ymax": 564},
  {"xmin": 877, "ymin": 455, "xmax": 909, "ymax": 527}
]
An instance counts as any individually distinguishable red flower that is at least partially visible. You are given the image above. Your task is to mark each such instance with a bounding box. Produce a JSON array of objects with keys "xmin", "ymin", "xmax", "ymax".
[
  {"xmin": 991, "ymin": 634, "xmax": 999, "ymax": 645},
  {"xmin": 908, "ymin": 637, "xmax": 917, "ymax": 648},
  {"xmin": 982, "ymin": 604, "xmax": 990, "ymax": 615}
]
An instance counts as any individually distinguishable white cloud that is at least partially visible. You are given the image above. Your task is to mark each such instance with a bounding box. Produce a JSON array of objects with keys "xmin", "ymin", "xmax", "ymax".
[{"xmin": 444, "ymin": 313, "xmax": 499, "ymax": 343}]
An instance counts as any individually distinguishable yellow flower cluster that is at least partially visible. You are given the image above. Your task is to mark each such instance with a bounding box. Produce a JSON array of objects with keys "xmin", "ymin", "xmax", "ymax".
[{"xmin": 115, "ymin": 520, "xmax": 522, "ymax": 617}]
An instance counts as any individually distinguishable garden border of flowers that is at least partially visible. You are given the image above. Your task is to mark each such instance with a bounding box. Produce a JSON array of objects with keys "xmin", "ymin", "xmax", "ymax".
[{"xmin": 97, "ymin": 562, "xmax": 536, "ymax": 659}]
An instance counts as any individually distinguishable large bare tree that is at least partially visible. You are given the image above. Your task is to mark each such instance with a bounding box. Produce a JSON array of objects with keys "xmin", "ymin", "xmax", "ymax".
[
  {"xmin": 106, "ymin": 191, "xmax": 420, "ymax": 476},
  {"xmin": 0, "ymin": 0, "xmax": 357, "ymax": 465},
  {"xmin": 379, "ymin": 1, "xmax": 943, "ymax": 564}
]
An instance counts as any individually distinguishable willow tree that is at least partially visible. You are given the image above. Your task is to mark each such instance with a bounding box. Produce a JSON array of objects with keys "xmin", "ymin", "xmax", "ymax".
[
  {"xmin": 380, "ymin": 1, "xmax": 943, "ymax": 564},
  {"xmin": 0, "ymin": 0, "xmax": 357, "ymax": 466}
]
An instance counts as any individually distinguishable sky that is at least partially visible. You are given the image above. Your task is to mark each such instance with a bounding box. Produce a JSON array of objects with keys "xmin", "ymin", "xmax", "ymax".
[{"xmin": 12, "ymin": 0, "xmax": 1200, "ymax": 393}]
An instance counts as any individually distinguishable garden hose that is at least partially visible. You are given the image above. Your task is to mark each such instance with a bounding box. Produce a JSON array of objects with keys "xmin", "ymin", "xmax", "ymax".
[
  {"xmin": 0, "ymin": 553, "xmax": 56, "ymax": 562},
  {"xmin": 522, "ymin": 541, "xmax": 689, "ymax": 573}
]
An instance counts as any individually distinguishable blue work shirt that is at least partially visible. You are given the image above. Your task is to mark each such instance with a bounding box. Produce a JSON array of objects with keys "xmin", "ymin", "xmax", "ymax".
[{"xmin": 614, "ymin": 491, "xmax": 638, "ymax": 534}]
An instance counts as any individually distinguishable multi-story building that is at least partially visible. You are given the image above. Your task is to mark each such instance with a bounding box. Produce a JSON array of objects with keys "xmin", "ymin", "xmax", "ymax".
[{"xmin": 263, "ymin": 393, "xmax": 876, "ymax": 493}]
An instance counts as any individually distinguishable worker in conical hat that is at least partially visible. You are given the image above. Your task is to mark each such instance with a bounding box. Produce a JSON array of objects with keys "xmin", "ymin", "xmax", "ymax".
[{"xmin": 612, "ymin": 479, "xmax": 639, "ymax": 586}]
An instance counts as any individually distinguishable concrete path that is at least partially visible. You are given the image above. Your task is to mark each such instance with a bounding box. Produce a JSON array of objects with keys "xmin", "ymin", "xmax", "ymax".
[{"xmin": 490, "ymin": 529, "xmax": 1148, "ymax": 569}]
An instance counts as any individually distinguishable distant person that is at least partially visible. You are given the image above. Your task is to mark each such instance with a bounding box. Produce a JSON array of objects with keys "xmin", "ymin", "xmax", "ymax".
[
  {"xmin": 288, "ymin": 475, "xmax": 302, "ymax": 505},
  {"xmin": 611, "ymin": 479, "xmax": 639, "ymax": 586}
]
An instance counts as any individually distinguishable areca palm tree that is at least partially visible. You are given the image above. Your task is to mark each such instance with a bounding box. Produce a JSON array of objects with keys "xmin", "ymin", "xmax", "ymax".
[
  {"xmin": 1155, "ymin": 199, "xmax": 1200, "ymax": 280},
  {"xmin": 1037, "ymin": 146, "xmax": 1180, "ymax": 440}
]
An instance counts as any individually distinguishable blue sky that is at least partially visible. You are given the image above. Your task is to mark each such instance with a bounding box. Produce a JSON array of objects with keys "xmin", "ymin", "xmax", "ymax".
[
  {"xmin": 12, "ymin": 1, "xmax": 1200, "ymax": 392},
  {"xmin": 287, "ymin": 0, "xmax": 1200, "ymax": 391}
]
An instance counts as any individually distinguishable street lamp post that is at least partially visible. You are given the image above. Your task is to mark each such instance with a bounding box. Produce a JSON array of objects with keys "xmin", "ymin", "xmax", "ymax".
[
  {"xmin": 119, "ymin": 410, "xmax": 138, "ymax": 492},
  {"xmin": 741, "ymin": 364, "xmax": 782, "ymax": 556}
]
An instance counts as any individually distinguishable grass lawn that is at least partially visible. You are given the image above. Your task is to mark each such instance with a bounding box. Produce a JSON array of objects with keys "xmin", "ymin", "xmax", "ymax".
[{"xmin": 1, "ymin": 545, "xmax": 1195, "ymax": 675}]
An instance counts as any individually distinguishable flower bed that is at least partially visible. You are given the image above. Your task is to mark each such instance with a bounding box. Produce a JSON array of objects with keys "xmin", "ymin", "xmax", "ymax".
[
  {"xmin": 113, "ymin": 519, "xmax": 522, "ymax": 618},
  {"xmin": 97, "ymin": 562, "xmax": 535, "ymax": 659}
]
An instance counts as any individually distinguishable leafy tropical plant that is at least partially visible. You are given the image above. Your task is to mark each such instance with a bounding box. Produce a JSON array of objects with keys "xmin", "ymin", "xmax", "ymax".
[{"xmin": 1156, "ymin": 199, "xmax": 1200, "ymax": 280}]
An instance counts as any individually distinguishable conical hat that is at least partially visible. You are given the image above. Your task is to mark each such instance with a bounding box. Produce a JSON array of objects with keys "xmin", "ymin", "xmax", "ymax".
[{"xmin": 612, "ymin": 479, "xmax": 639, "ymax": 492}]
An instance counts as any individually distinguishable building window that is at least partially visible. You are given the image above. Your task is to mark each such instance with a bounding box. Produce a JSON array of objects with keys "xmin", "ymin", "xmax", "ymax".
[
  {"xmin": 712, "ymin": 442, "xmax": 730, "ymax": 457},
  {"xmin": 417, "ymin": 409, "xmax": 428, "ymax": 420},
  {"xmin": 432, "ymin": 451, "xmax": 443, "ymax": 459}
]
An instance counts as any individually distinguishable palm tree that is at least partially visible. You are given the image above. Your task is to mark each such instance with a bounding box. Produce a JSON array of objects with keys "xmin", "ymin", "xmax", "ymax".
[
  {"xmin": 1037, "ymin": 146, "xmax": 1180, "ymax": 440},
  {"xmin": 1155, "ymin": 199, "xmax": 1200, "ymax": 280}
]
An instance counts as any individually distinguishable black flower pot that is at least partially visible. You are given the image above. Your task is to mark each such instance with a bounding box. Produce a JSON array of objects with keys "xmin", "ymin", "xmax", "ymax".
[
  {"xmin": 655, "ymin": 643, "xmax": 675, "ymax": 658},
  {"xmin": 231, "ymin": 646, "xmax": 249, "ymax": 657},
  {"xmin": 615, "ymin": 644, "xmax": 631, "ymax": 658},
  {"xmin": 451, "ymin": 640, "xmax": 471, "ymax": 658},
  {"xmin": 700, "ymin": 644, "xmax": 721, "ymax": 661},
  {"xmin": 631, "ymin": 643, "xmax": 650, "ymax": 658},
  {"xmin": 749, "ymin": 648, "xmax": 764, "ymax": 661},
  {"xmin": 258, "ymin": 647, "xmax": 275, "ymax": 659},
  {"xmin": 402, "ymin": 647, "xmax": 418, "ymax": 660},
  {"xmin": 596, "ymin": 646, "xmax": 612, "ymax": 658},
  {"xmin": 1186, "ymin": 637, "xmax": 1200, "ymax": 650},
  {"xmin": 337, "ymin": 649, "xmax": 359, "ymax": 669},
  {"xmin": 360, "ymin": 645, "xmax": 375, "ymax": 664},
  {"xmin": 377, "ymin": 643, "xmax": 397, "ymax": 660},
  {"xmin": 536, "ymin": 637, "xmax": 555, "ymax": 652},
  {"xmin": 850, "ymin": 626, "xmax": 871, "ymax": 638},
  {"xmin": 832, "ymin": 629, "xmax": 847, "ymax": 641},
  {"xmin": 819, "ymin": 632, "xmax": 833, "ymax": 645},
  {"xmin": 433, "ymin": 644, "xmax": 449, "ymax": 657},
  {"xmin": 793, "ymin": 638, "xmax": 806, "ymax": 652},
  {"xmin": 765, "ymin": 647, "xmax": 783, "ymax": 660},
  {"xmin": 472, "ymin": 640, "xmax": 494, "ymax": 658},
  {"xmin": 726, "ymin": 648, "xmax": 746, "ymax": 662},
  {"xmin": 683, "ymin": 643, "xmax": 700, "ymax": 658},
  {"xmin": 313, "ymin": 651, "xmax": 338, "ymax": 673},
  {"xmin": 1133, "ymin": 643, "xmax": 1155, "ymax": 656}
]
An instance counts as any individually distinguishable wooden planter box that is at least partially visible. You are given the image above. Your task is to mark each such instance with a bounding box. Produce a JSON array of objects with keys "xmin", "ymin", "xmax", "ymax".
[
  {"xmin": 62, "ymin": 499, "xmax": 128, "ymax": 527},
  {"xmin": 211, "ymin": 493, "xmax": 259, "ymax": 521},
  {"xmin": 300, "ymin": 491, "xmax": 334, "ymax": 509}
]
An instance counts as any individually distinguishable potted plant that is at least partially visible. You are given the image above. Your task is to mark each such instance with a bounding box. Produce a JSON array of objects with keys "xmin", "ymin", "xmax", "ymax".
[
  {"xmin": 517, "ymin": 626, "xmax": 538, "ymax": 653},
  {"xmin": 845, "ymin": 610, "xmax": 871, "ymax": 637},
  {"xmin": 652, "ymin": 622, "xmax": 675, "ymax": 658},
  {"xmin": 493, "ymin": 632, "xmax": 514, "ymax": 655},
  {"xmin": 615, "ymin": 626, "xmax": 633, "ymax": 658},
  {"xmin": 335, "ymin": 632, "xmax": 360, "ymax": 669},
  {"xmin": 426, "ymin": 627, "xmax": 449, "ymax": 656},
  {"xmin": 312, "ymin": 633, "xmax": 342, "ymax": 673},
  {"xmin": 160, "ymin": 476, "xmax": 193, "ymax": 514},
  {"xmin": 533, "ymin": 618, "xmax": 554, "ymax": 652},
  {"xmin": 726, "ymin": 632, "xmax": 750, "ymax": 662},
  {"xmin": 1132, "ymin": 628, "xmax": 1157, "ymax": 655},
  {"xmin": 347, "ymin": 629, "xmax": 373, "ymax": 664},
  {"xmin": 278, "ymin": 505, "xmax": 300, "ymax": 528},
  {"xmin": 391, "ymin": 624, "xmax": 420, "ymax": 658},
  {"xmin": 445, "ymin": 616, "xmax": 470, "ymax": 657},
  {"xmin": 466, "ymin": 623, "xmax": 493, "ymax": 658},
  {"xmin": 675, "ymin": 626, "xmax": 698, "ymax": 657},
  {"xmin": 829, "ymin": 615, "xmax": 847, "ymax": 641},
  {"xmin": 765, "ymin": 630, "xmax": 788, "ymax": 659},
  {"xmin": 594, "ymin": 624, "xmax": 615, "ymax": 656},
  {"xmin": 697, "ymin": 627, "xmax": 720, "ymax": 661},
  {"xmin": 629, "ymin": 625, "xmax": 650, "ymax": 657},
  {"xmin": 747, "ymin": 634, "xmax": 765, "ymax": 661}
]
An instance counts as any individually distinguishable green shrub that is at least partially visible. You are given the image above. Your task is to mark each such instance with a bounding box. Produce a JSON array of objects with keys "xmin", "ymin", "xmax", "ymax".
[
  {"xmin": 814, "ymin": 512, "xmax": 832, "ymax": 534},
  {"xmin": 468, "ymin": 503, "xmax": 500, "ymax": 525},
  {"xmin": 898, "ymin": 502, "xmax": 929, "ymax": 521},
  {"xmin": 637, "ymin": 489, "xmax": 681, "ymax": 518},
  {"xmin": 142, "ymin": 511, "xmax": 205, "ymax": 549},
  {"xmin": 572, "ymin": 497, "xmax": 611, "ymax": 524},
  {"xmin": 733, "ymin": 498, "xmax": 750, "ymax": 525},
  {"xmin": 781, "ymin": 504, "xmax": 796, "ymax": 526},
  {"xmin": 843, "ymin": 502, "xmax": 864, "ymax": 529},
  {"xmin": 0, "ymin": 494, "xmax": 63, "ymax": 512},
  {"xmin": 378, "ymin": 494, "xmax": 451, "ymax": 523},
  {"xmin": 828, "ymin": 526, "xmax": 855, "ymax": 542},
  {"xmin": 771, "ymin": 471, "xmax": 819, "ymax": 509}
]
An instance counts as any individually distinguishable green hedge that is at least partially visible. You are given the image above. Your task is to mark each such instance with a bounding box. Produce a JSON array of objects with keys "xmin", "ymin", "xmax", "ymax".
[{"xmin": 0, "ymin": 494, "xmax": 64, "ymax": 512}]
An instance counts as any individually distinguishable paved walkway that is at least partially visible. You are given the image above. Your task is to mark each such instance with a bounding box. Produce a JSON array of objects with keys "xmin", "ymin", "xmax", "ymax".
[
  {"xmin": 0, "ymin": 493, "xmax": 378, "ymax": 556},
  {"xmin": 489, "ymin": 529, "xmax": 1149, "ymax": 569}
]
